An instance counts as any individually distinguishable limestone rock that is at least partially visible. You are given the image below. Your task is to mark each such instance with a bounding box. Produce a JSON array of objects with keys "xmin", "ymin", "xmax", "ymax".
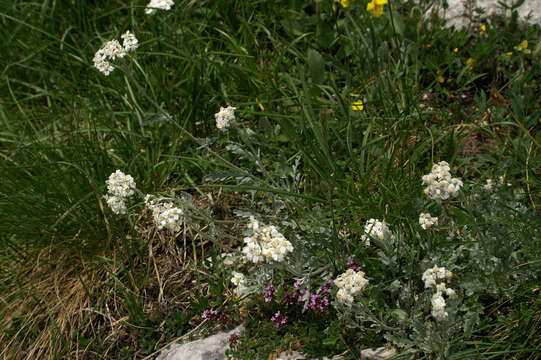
[
  {"xmin": 360, "ymin": 347, "xmax": 397, "ymax": 360},
  {"xmin": 156, "ymin": 325, "xmax": 243, "ymax": 360},
  {"xmin": 422, "ymin": 0, "xmax": 541, "ymax": 28}
]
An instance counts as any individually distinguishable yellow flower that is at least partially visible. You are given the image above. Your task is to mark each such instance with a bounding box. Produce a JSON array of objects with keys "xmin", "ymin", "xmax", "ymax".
[
  {"xmin": 480, "ymin": 24, "xmax": 486, "ymax": 35},
  {"xmin": 334, "ymin": 0, "xmax": 352, "ymax": 7},
  {"xmin": 367, "ymin": 0, "xmax": 387, "ymax": 18},
  {"xmin": 505, "ymin": 51, "xmax": 513, "ymax": 56},
  {"xmin": 514, "ymin": 40, "xmax": 531, "ymax": 54},
  {"xmin": 453, "ymin": 48, "xmax": 459, "ymax": 53},
  {"xmin": 466, "ymin": 57, "xmax": 474, "ymax": 71},
  {"xmin": 351, "ymin": 100, "xmax": 364, "ymax": 111}
]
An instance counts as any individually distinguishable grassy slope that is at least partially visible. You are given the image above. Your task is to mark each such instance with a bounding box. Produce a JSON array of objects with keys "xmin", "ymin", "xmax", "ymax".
[{"xmin": 1, "ymin": 0, "xmax": 540, "ymax": 358}]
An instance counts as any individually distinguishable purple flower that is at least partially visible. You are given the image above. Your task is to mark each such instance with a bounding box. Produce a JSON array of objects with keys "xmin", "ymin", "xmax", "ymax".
[
  {"xmin": 202, "ymin": 309, "xmax": 218, "ymax": 320},
  {"xmin": 271, "ymin": 311, "xmax": 287, "ymax": 328},
  {"xmin": 229, "ymin": 333, "xmax": 239, "ymax": 345},
  {"xmin": 346, "ymin": 261, "xmax": 361, "ymax": 272},
  {"xmin": 202, "ymin": 308, "xmax": 228, "ymax": 323},
  {"xmin": 306, "ymin": 292, "xmax": 332, "ymax": 312},
  {"xmin": 281, "ymin": 288, "xmax": 298, "ymax": 305},
  {"xmin": 264, "ymin": 285, "xmax": 276, "ymax": 302}
]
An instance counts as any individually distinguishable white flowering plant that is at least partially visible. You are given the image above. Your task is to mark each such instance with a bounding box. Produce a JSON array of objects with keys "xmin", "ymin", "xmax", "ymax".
[{"xmin": 7, "ymin": 1, "xmax": 541, "ymax": 358}]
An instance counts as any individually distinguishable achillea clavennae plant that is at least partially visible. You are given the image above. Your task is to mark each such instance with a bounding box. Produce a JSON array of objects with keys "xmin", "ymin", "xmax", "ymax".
[
  {"xmin": 334, "ymin": 269, "xmax": 369, "ymax": 304},
  {"xmin": 242, "ymin": 216, "xmax": 293, "ymax": 263},
  {"xmin": 419, "ymin": 212, "xmax": 438, "ymax": 229},
  {"xmin": 214, "ymin": 106, "xmax": 236, "ymax": 131},
  {"xmin": 230, "ymin": 271, "xmax": 248, "ymax": 296},
  {"xmin": 422, "ymin": 161, "xmax": 463, "ymax": 202},
  {"xmin": 121, "ymin": 31, "xmax": 139, "ymax": 52},
  {"xmin": 104, "ymin": 170, "xmax": 136, "ymax": 214},
  {"xmin": 145, "ymin": 195, "xmax": 183, "ymax": 232},
  {"xmin": 422, "ymin": 265, "xmax": 456, "ymax": 320},
  {"xmin": 93, "ymin": 32, "xmax": 138, "ymax": 75},
  {"xmin": 145, "ymin": 0, "xmax": 175, "ymax": 14},
  {"xmin": 360, "ymin": 218, "xmax": 390, "ymax": 245}
]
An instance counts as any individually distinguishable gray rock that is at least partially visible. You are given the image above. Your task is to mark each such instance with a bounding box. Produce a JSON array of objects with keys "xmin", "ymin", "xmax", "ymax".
[
  {"xmin": 360, "ymin": 347, "xmax": 397, "ymax": 360},
  {"xmin": 274, "ymin": 346, "xmax": 396, "ymax": 360},
  {"xmin": 156, "ymin": 325, "xmax": 243, "ymax": 360},
  {"xmin": 422, "ymin": 0, "xmax": 541, "ymax": 28}
]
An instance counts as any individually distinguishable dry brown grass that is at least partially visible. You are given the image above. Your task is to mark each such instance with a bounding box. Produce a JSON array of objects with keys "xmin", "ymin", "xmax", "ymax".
[{"xmin": 0, "ymin": 190, "xmax": 243, "ymax": 359}]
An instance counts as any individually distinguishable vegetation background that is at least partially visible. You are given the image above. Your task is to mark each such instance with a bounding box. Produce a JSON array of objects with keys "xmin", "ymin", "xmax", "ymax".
[{"xmin": 0, "ymin": 0, "xmax": 540, "ymax": 358}]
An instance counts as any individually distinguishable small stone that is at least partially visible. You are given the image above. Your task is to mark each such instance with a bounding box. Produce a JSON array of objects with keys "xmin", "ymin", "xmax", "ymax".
[
  {"xmin": 156, "ymin": 325, "xmax": 244, "ymax": 360},
  {"xmin": 360, "ymin": 347, "xmax": 396, "ymax": 360}
]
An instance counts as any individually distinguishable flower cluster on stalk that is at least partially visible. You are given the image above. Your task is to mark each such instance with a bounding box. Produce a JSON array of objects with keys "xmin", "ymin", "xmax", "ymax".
[
  {"xmin": 214, "ymin": 106, "xmax": 236, "ymax": 131},
  {"xmin": 145, "ymin": 195, "xmax": 183, "ymax": 233},
  {"xmin": 422, "ymin": 265, "xmax": 456, "ymax": 320},
  {"xmin": 419, "ymin": 213, "xmax": 438, "ymax": 230},
  {"xmin": 422, "ymin": 161, "xmax": 463, "ymax": 202},
  {"xmin": 242, "ymin": 216, "xmax": 293, "ymax": 264},
  {"xmin": 145, "ymin": 0, "xmax": 175, "ymax": 14},
  {"xmin": 104, "ymin": 170, "xmax": 136, "ymax": 214},
  {"xmin": 93, "ymin": 31, "xmax": 138, "ymax": 75},
  {"xmin": 202, "ymin": 308, "xmax": 229, "ymax": 323},
  {"xmin": 361, "ymin": 218, "xmax": 390, "ymax": 246},
  {"xmin": 334, "ymin": 269, "xmax": 369, "ymax": 304}
]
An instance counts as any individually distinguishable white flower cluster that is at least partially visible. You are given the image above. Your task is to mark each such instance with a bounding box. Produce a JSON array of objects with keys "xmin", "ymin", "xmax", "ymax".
[
  {"xmin": 121, "ymin": 31, "xmax": 139, "ymax": 52},
  {"xmin": 242, "ymin": 216, "xmax": 293, "ymax": 263},
  {"xmin": 334, "ymin": 269, "xmax": 369, "ymax": 304},
  {"xmin": 419, "ymin": 212, "xmax": 438, "ymax": 230},
  {"xmin": 145, "ymin": 195, "xmax": 183, "ymax": 232},
  {"xmin": 104, "ymin": 193, "xmax": 127, "ymax": 215},
  {"xmin": 214, "ymin": 106, "xmax": 236, "ymax": 131},
  {"xmin": 106, "ymin": 169, "xmax": 136, "ymax": 198},
  {"xmin": 360, "ymin": 218, "xmax": 390, "ymax": 246},
  {"xmin": 231, "ymin": 271, "xmax": 249, "ymax": 296},
  {"xmin": 483, "ymin": 179, "xmax": 494, "ymax": 192},
  {"xmin": 93, "ymin": 31, "xmax": 138, "ymax": 75},
  {"xmin": 422, "ymin": 161, "xmax": 463, "ymax": 202},
  {"xmin": 104, "ymin": 170, "xmax": 136, "ymax": 215},
  {"xmin": 422, "ymin": 265, "xmax": 452, "ymax": 289},
  {"xmin": 231, "ymin": 271, "xmax": 246, "ymax": 287},
  {"xmin": 145, "ymin": 0, "xmax": 175, "ymax": 14},
  {"xmin": 422, "ymin": 265, "xmax": 456, "ymax": 320}
]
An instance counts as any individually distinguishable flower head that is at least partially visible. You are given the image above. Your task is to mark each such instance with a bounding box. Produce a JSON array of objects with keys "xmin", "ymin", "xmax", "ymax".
[
  {"xmin": 422, "ymin": 161, "xmax": 463, "ymax": 202},
  {"xmin": 145, "ymin": 0, "xmax": 175, "ymax": 14},
  {"xmin": 419, "ymin": 213, "xmax": 438, "ymax": 230},
  {"xmin": 93, "ymin": 40, "xmax": 126, "ymax": 75},
  {"xmin": 215, "ymin": 106, "xmax": 236, "ymax": 131},
  {"xmin": 104, "ymin": 194, "xmax": 127, "ymax": 215},
  {"xmin": 361, "ymin": 218, "xmax": 390, "ymax": 245},
  {"xmin": 106, "ymin": 170, "xmax": 136, "ymax": 198},
  {"xmin": 93, "ymin": 33, "xmax": 138, "ymax": 75},
  {"xmin": 121, "ymin": 31, "xmax": 139, "ymax": 52},
  {"xmin": 351, "ymin": 100, "xmax": 364, "ymax": 111},
  {"xmin": 145, "ymin": 197, "xmax": 183, "ymax": 233},
  {"xmin": 241, "ymin": 217, "xmax": 293, "ymax": 263},
  {"xmin": 231, "ymin": 272, "xmax": 246, "ymax": 287},
  {"xmin": 334, "ymin": 269, "xmax": 369, "ymax": 304},
  {"xmin": 270, "ymin": 311, "xmax": 287, "ymax": 328}
]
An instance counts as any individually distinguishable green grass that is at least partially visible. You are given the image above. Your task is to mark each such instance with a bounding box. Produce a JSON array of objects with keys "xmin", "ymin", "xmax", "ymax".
[{"xmin": 1, "ymin": 0, "xmax": 540, "ymax": 358}]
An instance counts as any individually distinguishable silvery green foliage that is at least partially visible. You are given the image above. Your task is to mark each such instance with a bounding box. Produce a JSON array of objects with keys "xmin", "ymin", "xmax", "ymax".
[{"xmin": 452, "ymin": 185, "xmax": 540, "ymax": 298}]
